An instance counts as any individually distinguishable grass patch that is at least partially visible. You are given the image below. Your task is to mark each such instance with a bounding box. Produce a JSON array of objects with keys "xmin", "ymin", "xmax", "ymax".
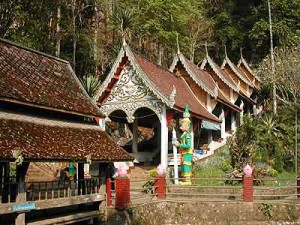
[
  {"xmin": 262, "ymin": 170, "xmax": 296, "ymax": 187},
  {"xmin": 192, "ymin": 146, "xmax": 229, "ymax": 186}
]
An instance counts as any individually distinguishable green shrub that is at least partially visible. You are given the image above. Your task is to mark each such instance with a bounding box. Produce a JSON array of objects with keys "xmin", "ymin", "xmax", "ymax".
[
  {"xmin": 267, "ymin": 168, "xmax": 278, "ymax": 177},
  {"xmin": 149, "ymin": 168, "xmax": 157, "ymax": 178},
  {"xmin": 221, "ymin": 161, "xmax": 233, "ymax": 172}
]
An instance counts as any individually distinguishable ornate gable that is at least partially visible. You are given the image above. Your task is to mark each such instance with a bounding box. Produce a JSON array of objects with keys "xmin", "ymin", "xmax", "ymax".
[{"xmin": 100, "ymin": 61, "xmax": 164, "ymax": 123}]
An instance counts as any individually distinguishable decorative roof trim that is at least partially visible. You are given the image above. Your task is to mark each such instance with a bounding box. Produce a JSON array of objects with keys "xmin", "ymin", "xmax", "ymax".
[
  {"xmin": 238, "ymin": 56, "xmax": 261, "ymax": 82},
  {"xmin": 94, "ymin": 47, "xmax": 126, "ymax": 101},
  {"xmin": 178, "ymin": 54, "xmax": 217, "ymax": 98},
  {"xmin": 169, "ymin": 85, "xmax": 176, "ymax": 107},
  {"xmin": 169, "ymin": 55, "xmax": 179, "ymax": 74},
  {"xmin": 223, "ymin": 57, "xmax": 254, "ymax": 87},
  {"xmin": 124, "ymin": 45, "xmax": 173, "ymax": 107},
  {"xmin": 205, "ymin": 55, "xmax": 240, "ymax": 93}
]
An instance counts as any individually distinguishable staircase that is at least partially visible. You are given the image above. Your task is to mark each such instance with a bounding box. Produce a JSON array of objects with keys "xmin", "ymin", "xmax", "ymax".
[
  {"xmin": 26, "ymin": 162, "xmax": 66, "ymax": 182},
  {"xmin": 128, "ymin": 165, "xmax": 154, "ymax": 180}
]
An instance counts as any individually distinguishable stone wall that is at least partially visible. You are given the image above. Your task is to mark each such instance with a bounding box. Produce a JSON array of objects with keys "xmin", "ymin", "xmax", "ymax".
[{"xmin": 130, "ymin": 201, "xmax": 300, "ymax": 225}]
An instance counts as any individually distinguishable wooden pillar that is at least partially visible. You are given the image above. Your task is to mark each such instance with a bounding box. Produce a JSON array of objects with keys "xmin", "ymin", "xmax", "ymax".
[
  {"xmin": 15, "ymin": 162, "xmax": 29, "ymax": 225},
  {"xmin": 132, "ymin": 117, "xmax": 138, "ymax": 154},
  {"xmin": 78, "ymin": 163, "xmax": 85, "ymax": 195},
  {"xmin": 2, "ymin": 162, "xmax": 10, "ymax": 203},
  {"xmin": 0, "ymin": 162, "xmax": 3, "ymax": 203},
  {"xmin": 160, "ymin": 105, "xmax": 168, "ymax": 170},
  {"xmin": 106, "ymin": 178, "xmax": 112, "ymax": 207}
]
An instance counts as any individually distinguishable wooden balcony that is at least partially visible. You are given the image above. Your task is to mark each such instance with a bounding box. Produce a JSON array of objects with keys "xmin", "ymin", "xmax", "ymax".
[{"xmin": 0, "ymin": 177, "xmax": 106, "ymax": 215}]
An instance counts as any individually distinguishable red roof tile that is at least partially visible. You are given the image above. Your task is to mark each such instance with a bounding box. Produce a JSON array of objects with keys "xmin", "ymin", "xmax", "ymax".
[
  {"xmin": 132, "ymin": 52, "xmax": 220, "ymax": 123},
  {"xmin": 0, "ymin": 39, "xmax": 103, "ymax": 118},
  {"xmin": 181, "ymin": 56, "xmax": 217, "ymax": 94},
  {"xmin": 0, "ymin": 111, "xmax": 133, "ymax": 162},
  {"xmin": 206, "ymin": 57, "xmax": 238, "ymax": 90},
  {"xmin": 174, "ymin": 55, "xmax": 240, "ymax": 112}
]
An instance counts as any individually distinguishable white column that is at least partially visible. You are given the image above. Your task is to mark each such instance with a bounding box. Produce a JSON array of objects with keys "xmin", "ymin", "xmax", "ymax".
[
  {"xmin": 240, "ymin": 100, "xmax": 244, "ymax": 125},
  {"xmin": 220, "ymin": 110, "xmax": 226, "ymax": 142},
  {"xmin": 207, "ymin": 130, "xmax": 213, "ymax": 143},
  {"xmin": 231, "ymin": 111, "xmax": 236, "ymax": 132},
  {"xmin": 190, "ymin": 119, "xmax": 194, "ymax": 150},
  {"xmin": 207, "ymin": 94, "xmax": 212, "ymax": 112},
  {"xmin": 132, "ymin": 117, "xmax": 138, "ymax": 154},
  {"xmin": 160, "ymin": 106, "xmax": 168, "ymax": 170},
  {"xmin": 172, "ymin": 128, "xmax": 179, "ymax": 185}
]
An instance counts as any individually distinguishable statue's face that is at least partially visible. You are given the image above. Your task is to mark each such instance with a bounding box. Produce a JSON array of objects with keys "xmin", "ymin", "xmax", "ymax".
[{"xmin": 180, "ymin": 122, "xmax": 189, "ymax": 132}]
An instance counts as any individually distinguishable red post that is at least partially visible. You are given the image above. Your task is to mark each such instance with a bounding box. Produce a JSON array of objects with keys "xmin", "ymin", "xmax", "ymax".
[
  {"xmin": 106, "ymin": 178, "xmax": 112, "ymax": 207},
  {"xmin": 115, "ymin": 177, "xmax": 130, "ymax": 209},
  {"xmin": 297, "ymin": 178, "xmax": 300, "ymax": 199},
  {"xmin": 243, "ymin": 176, "xmax": 253, "ymax": 202},
  {"xmin": 155, "ymin": 176, "xmax": 166, "ymax": 199}
]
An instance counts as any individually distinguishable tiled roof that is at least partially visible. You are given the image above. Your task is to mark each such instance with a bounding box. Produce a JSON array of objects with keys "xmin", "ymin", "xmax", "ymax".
[
  {"xmin": 172, "ymin": 54, "xmax": 240, "ymax": 112},
  {"xmin": 222, "ymin": 57, "xmax": 253, "ymax": 86},
  {"xmin": 203, "ymin": 56, "xmax": 239, "ymax": 92},
  {"xmin": 132, "ymin": 52, "xmax": 220, "ymax": 123},
  {"xmin": 0, "ymin": 111, "xmax": 133, "ymax": 162},
  {"xmin": 0, "ymin": 39, "xmax": 103, "ymax": 118},
  {"xmin": 177, "ymin": 54, "xmax": 217, "ymax": 97}
]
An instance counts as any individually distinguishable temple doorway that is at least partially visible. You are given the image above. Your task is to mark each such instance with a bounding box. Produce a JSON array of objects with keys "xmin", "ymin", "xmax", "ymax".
[{"xmin": 106, "ymin": 107, "xmax": 160, "ymax": 166}]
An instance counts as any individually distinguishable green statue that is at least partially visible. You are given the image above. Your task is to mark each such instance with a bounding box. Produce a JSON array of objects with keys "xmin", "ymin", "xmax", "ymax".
[{"xmin": 174, "ymin": 106, "xmax": 193, "ymax": 185}]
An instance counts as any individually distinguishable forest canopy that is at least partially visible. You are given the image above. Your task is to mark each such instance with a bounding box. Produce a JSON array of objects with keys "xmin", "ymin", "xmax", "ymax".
[{"xmin": 0, "ymin": 0, "xmax": 299, "ymax": 79}]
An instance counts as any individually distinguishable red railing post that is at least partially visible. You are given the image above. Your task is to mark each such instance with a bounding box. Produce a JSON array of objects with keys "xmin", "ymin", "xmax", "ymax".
[
  {"xmin": 155, "ymin": 176, "xmax": 166, "ymax": 199},
  {"xmin": 243, "ymin": 175, "xmax": 253, "ymax": 202},
  {"xmin": 297, "ymin": 177, "xmax": 300, "ymax": 199},
  {"xmin": 106, "ymin": 178, "xmax": 112, "ymax": 207},
  {"xmin": 115, "ymin": 177, "xmax": 130, "ymax": 209}
]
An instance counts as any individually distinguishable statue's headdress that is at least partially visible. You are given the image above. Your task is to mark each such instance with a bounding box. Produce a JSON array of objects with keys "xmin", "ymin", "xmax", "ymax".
[{"xmin": 181, "ymin": 105, "xmax": 191, "ymax": 131}]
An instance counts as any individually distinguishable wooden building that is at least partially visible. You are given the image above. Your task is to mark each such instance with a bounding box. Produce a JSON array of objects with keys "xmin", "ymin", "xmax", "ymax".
[
  {"xmin": 170, "ymin": 51, "xmax": 242, "ymax": 145},
  {"xmin": 94, "ymin": 42, "xmax": 221, "ymax": 169},
  {"xmin": 0, "ymin": 39, "xmax": 133, "ymax": 225}
]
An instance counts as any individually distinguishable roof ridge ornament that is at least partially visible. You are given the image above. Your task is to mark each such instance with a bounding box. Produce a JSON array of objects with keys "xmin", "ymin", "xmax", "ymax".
[
  {"xmin": 240, "ymin": 47, "xmax": 244, "ymax": 59},
  {"xmin": 122, "ymin": 37, "xmax": 127, "ymax": 47},
  {"xmin": 205, "ymin": 41, "xmax": 209, "ymax": 57},
  {"xmin": 224, "ymin": 45, "xmax": 228, "ymax": 58},
  {"xmin": 176, "ymin": 32, "xmax": 180, "ymax": 55},
  {"xmin": 169, "ymin": 85, "xmax": 177, "ymax": 107}
]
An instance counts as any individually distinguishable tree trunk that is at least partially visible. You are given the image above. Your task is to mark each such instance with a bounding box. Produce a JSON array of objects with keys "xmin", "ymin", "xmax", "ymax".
[
  {"xmin": 93, "ymin": 5, "xmax": 99, "ymax": 75},
  {"xmin": 72, "ymin": 0, "xmax": 76, "ymax": 73},
  {"xmin": 268, "ymin": 0, "xmax": 277, "ymax": 114},
  {"xmin": 15, "ymin": 162, "xmax": 30, "ymax": 225},
  {"xmin": 55, "ymin": 2, "xmax": 61, "ymax": 57},
  {"xmin": 157, "ymin": 43, "xmax": 164, "ymax": 66}
]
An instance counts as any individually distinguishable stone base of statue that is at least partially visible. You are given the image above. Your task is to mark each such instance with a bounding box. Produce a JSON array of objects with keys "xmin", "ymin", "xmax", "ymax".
[
  {"xmin": 179, "ymin": 180, "xmax": 192, "ymax": 185},
  {"xmin": 179, "ymin": 176, "xmax": 192, "ymax": 185}
]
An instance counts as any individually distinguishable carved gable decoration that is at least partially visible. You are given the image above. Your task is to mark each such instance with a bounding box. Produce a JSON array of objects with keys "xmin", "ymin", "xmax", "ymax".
[{"xmin": 100, "ymin": 62, "xmax": 164, "ymax": 122}]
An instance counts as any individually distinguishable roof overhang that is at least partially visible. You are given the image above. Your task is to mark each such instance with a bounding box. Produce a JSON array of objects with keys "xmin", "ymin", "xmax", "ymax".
[{"xmin": 0, "ymin": 111, "xmax": 133, "ymax": 162}]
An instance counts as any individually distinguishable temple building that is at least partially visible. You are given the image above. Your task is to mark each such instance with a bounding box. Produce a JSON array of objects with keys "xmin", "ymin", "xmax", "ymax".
[
  {"xmin": 94, "ymin": 42, "xmax": 220, "ymax": 169},
  {"xmin": 96, "ymin": 42, "xmax": 261, "ymax": 170}
]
